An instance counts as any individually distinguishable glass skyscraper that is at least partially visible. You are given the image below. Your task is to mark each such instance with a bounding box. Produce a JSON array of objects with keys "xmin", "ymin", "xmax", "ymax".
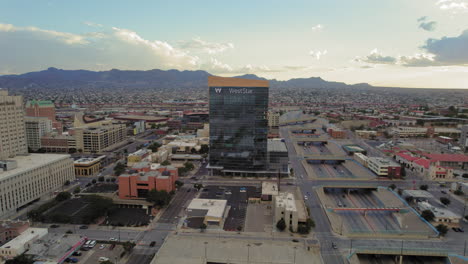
[{"xmin": 208, "ymin": 76, "xmax": 269, "ymax": 174}]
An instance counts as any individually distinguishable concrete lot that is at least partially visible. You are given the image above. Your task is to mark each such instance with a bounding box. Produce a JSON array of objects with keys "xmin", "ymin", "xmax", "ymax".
[
  {"xmin": 244, "ymin": 203, "xmax": 273, "ymax": 233},
  {"xmin": 303, "ymin": 161, "xmax": 374, "ymax": 180},
  {"xmin": 151, "ymin": 234, "xmax": 322, "ymax": 264}
]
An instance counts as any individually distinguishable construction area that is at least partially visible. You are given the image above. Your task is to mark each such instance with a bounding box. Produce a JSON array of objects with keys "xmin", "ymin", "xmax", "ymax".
[{"xmin": 316, "ymin": 187, "xmax": 438, "ymax": 238}]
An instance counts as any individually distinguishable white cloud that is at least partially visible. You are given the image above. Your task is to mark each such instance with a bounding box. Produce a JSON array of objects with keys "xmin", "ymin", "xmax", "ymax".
[
  {"xmin": 436, "ymin": 0, "xmax": 468, "ymax": 13},
  {"xmin": 356, "ymin": 49, "xmax": 397, "ymax": 64},
  {"xmin": 311, "ymin": 24, "xmax": 323, "ymax": 32},
  {"xmin": 0, "ymin": 23, "xmax": 201, "ymax": 73},
  {"xmin": 203, "ymin": 58, "xmax": 233, "ymax": 73},
  {"xmin": 399, "ymin": 53, "xmax": 439, "ymax": 67},
  {"xmin": 309, "ymin": 50, "xmax": 328, "ymax": 60},
  {"xmin": 178, "ymin": 37, "xmax": 234, "ymax": 54}
]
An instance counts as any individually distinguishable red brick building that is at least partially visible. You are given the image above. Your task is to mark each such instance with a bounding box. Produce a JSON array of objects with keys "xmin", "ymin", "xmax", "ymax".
[
  {"xmin": 25, "ymin": 100, "xmax": 62, "ymax": 133},
  {"xmin": 0, "ymin": 220, "xmax": 30, "ymax": 246},
  {"xmin": 118, "ymin": 166, "xmax": 178, "ymax": 199}
]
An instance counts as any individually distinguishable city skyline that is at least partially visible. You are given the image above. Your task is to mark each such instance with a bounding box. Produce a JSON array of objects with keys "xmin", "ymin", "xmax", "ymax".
[{"xmin": 0, "ymin": 0, "xmax": 468, "ymax": 88}]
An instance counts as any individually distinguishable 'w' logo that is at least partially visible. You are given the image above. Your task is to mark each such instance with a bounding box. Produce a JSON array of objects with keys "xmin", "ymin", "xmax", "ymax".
[{"xmin": 215, "ymin": 88, "xmax": 222, "ymax": 93}]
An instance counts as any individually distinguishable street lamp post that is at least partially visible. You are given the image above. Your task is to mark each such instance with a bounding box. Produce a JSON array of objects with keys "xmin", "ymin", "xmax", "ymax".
[
  {"xmin": 293, "ymin": 246, "xmax": 297, "ymax": 264},
  {"xmin": 247, "ymin": 244, "xmax": 251, "ymax": 263},
  {"xmin": 204, "ymin": 242, "xmax": 208, "ymax": 261}
]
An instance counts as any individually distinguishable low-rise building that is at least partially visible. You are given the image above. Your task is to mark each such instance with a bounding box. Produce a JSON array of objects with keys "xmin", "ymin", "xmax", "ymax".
[
  {"xmin": 342, "ymin": 144, "xmax": 367, "ymax": 156},
  {"xmin": 72, "ymin": 122, "xmax": 126, "ymax": 153},
  {"xmin": 127, "ymin": 149, "xmax": 151, "ymax": 167},
  {"xmin": 417, "ymin": 201, "xmax": 461, "ymax": 228},
  {"xmin": 261, "ymin": 182, "xmax": 279, "ymax": 201},
  {"xmin": 355, "ymin": 130, "xmax": 377, "ymax": 139},
  {"xmin": 275, "ymin": 192, "xmax": 296, "ymax": 232},
  {"xmin": 428, "ymin": 164, "xmax": 454, "ymax": 180},
  {"xmin": 118, "ymin": 166, "xmax": 178, "ymax": 199},
  {"xmin": 367, "ymin": 157, "xmax": 401, "ymax": 178},
  {"xmin": 354, "ymin": 153, "xmax": 368, "ymax": 167},
  {"xmin": 0, "ymin": 220, "xmax": 30, "ymax": 246},
  {"xmin": 0, "ymin": 228, "xmax": 48, "ymax": 260},
  {"xmin": 74, "ymin": 155, "xmax": 106, "ymax": 177},
  {"xmin": 40, "ymin": 134, "xmax": 76, "ymax": 153},
  {"xmin": 267, "ymin": 139, "xmax": 289, "ymax": 176},
  {"xmin": 186, "ymin": 199, "xmax": 228, "ymax": 226}
]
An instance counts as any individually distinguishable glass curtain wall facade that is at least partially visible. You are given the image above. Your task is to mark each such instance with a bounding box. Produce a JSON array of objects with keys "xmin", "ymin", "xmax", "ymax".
[{"xmin": 208, "ymin": 76, "xmax": 269, "ymax": 172}]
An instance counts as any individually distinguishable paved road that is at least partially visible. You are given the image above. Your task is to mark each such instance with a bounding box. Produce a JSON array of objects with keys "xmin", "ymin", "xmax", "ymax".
[{"xmin": 280, "ymin": 111, "xmax": 468, "ymax": 262}]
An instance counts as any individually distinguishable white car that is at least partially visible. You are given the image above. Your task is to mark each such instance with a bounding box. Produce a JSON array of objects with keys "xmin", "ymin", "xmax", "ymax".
[
  {"xmin": 109, "ymin": 238, "xmax": 118, "ymax": 241},
  {"xmin": 304, "ymin": 195, "xmax": 308, "ymax": 200},
  {"xmin": 99, "ymin": 257, "xmax": 109, "ymax": 262},
  {"xmin": 99, "ymin": 244, "xmax": 106, "ymax": 250}
]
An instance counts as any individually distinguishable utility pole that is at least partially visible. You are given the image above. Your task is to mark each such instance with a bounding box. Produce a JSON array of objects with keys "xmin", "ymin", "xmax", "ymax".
[{"xmin": 349, "ymin": 239, "xmax": 353, "ymax": 255}]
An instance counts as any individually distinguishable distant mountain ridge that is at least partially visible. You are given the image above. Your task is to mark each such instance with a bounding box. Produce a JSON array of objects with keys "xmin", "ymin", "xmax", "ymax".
[{"xmin": 0, "ymin": 67, "xmax": 372, "ymax": 90}]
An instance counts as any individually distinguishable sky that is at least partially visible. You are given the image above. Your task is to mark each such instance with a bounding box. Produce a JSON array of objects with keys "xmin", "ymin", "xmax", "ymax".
[{"xmin": 1, "ymin": 0, "xmax": 468, "ymax": 88}]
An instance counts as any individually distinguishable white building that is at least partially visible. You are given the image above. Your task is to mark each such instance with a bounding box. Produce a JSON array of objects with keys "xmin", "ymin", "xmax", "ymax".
[
  {"xmin": 354, "ymin": 153, "xmax": 368, "ymax": 167},
  {"xmin": 0, "ymin": 228, "xmax": 48, "ymax": 259},
  {"xmin": 417, "ymin": 201, "xmax": 461, "ymax": 228},
  {"xmin": 25, "ymin": 116, "xmax": 53, "ymax": 151},
  {"xmin": 0, "ymin": 154, "xmax": 75, "ymax": 219},
  {"xmin": 391, "ymin": 127, "xmax": 427, "ymax": 138},
  {"xmin": 0, "ymin": 90, "xmax": 28, "ymax": 159},
  {"xmin": 367, "ymin": 157, "xmax": 401, "ymax": 177},
  {"xmin": 274, "ymin": 192, "xmax": 300, "ymax": 232},
  {"xmin": 186, "ymin": 199, "xmax": 228, "ymax": 226}
]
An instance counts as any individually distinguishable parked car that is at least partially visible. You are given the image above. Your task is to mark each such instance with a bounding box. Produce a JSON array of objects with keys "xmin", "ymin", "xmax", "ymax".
[
  {"xmin": 109, "ymin": 237, "xmax": 118, "ymax": 241},
  {"xmin": 50, "ymin": 224, "xmax": 60, "ymax": 228},
  {"xmin": 79, "ymin": 225, "xmax": 88, "ymax": 229},
  {"xmin": 441, "ymin": 190, "xmax": 447, "ymax": 194},
  {"xmin": 452, "ymin": 227, "xmax": 459, "ymax": 232},
  {"xmin": 99, "ymin": 257, "xmax": 109, "ymax": 262},
  {"xmin": 65, "ymin": 258, "xmax": 79, "ymax": 263},
  {"xmin": 150, "ymin": 241, "xmax": 156, "ymax": 247},
  {"xmin": 332, "ymin": 242, "xmax": 338, "ymax": 249},
  {"xmin": 72, "ymin": 251, "xmax": 82, "ymax": 256}
]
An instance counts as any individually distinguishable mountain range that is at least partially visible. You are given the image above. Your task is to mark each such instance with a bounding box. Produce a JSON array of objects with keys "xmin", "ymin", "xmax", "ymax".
[{"xmin": 0, "ymin": 67, "xmax": 373, "ymax": 90}]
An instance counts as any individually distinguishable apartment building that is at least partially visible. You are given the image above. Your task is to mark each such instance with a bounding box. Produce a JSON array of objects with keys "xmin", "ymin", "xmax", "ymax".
[
  {"xmin": 274, "ymin": 192, "xmax": 307, "ymax": 232},
  {"xmin": 25, "ymin": 100, "xmax": 62, "ymax": 133},
  {"xmin": 73, "ymin": 122, "xmax": 126, "ymax": 153},
  {"xmin": 0, "ymin": 90, "xmax": 28, "ymax": 159},
  {"xmin": 24, "ymin": 117, "xmax": 52, "ymax": 151}
]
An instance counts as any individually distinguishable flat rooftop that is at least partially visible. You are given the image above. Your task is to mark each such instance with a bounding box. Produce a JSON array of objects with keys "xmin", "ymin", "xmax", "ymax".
[
  {"xmin": 208, "ymin": 76, "xmax": 269, "ymax": 88},
  {"xmin": 0, "ymin": 228, "xmax": 48, "ymax": 250},
  {"xmin": 262, "ymin": 181, "xmax": 279, "ymax": 196},
  {"xmin": 0, "ymin": 154, "xmax": 71, "ymax": 181},
  {"xmin": 74, "ymin": 155, "xmax": 105, "ymax": 165},
  {"xmin": 27, "ymin": 232, "xmax": 84, "ymax": 263},
  {"xmin": 151, "ymin": 234, "xmax": 321, "ymax": 264},
  {"xmin": 402, "ymin": 190, "xmax": 434, "ymax": 199},
  {"xmin": 187, "ymin": 199, "xmax": 227, "ymax": 219},
  {"xmin": 268, "ymin": 139, "xmax": 288, "ymax": 152},
  {"xmin": 276, "ymin": 192, "xmax": 297, "ymax": 212}
]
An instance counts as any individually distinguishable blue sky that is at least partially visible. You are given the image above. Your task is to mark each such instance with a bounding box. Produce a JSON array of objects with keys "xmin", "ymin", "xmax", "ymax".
[{"xmin": 1, "ymin": 0, "xmax": 468, "ymax": 88}]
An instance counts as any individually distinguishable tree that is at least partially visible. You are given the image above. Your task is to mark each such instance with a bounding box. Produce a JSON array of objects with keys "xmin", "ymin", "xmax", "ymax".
[
  {"xmin": 146, "ymin": 189, "xmax": 172, "ymax": 207},
  {"xmin": 421, "ymin": 210, "xmax": 435, "ymax": 222},
  {"xmin": 194, "ymin": 183, "xmax": 203, "ymax": 191},
  {"xmin": 74, "ymin": 187, "xmax": 81, "ymax": 194},
  {"xmin": 148, "ymin": 142, "xmax": 161, "ymax": 152},
  {"xmin": 178, "ymin": 167, "xmax": 187, "ymax": 176},
  {"xmin": 92, "ymin": 179, "xmax": 97, "ymax": 184},
  {"xmin": 388, "ymin": 184, "xmax": 397, "ymax": 190},
  {"xmin": 98, "ymin": 176, "xmax": 105, "ymax": 182},
  {"xmin": 199, "ymin": 144, "xmax": 209, "ymax": 154},
  {"xmin": 436, "ymin": 224, "xmax": 449, "ymax": 236},
  {"xmin": 111, "ymin": 178, "xmax": 116, "ymax": 182},
  {"xmin": 55, "ymin": 192, "xmax": 71, "ymax": 202},
  {"xmin": 200, "ymin": 223, "xmax": 207, "ymax": 232},
  {"xmin": 440, "ymin": 197, "xmax": 450, "ymax": 206},
  {"xmin": 175, "ymin": 180, "xmax": 184, "ymax": 188},
  {"xmin": 114, "ymin": 162, "xmax": 126, "ymax": 176},
  {"xmin": 123, "ymin": 241, "xmax": 136, "ymax": 252},
  {"xmin": 184, "ymin": 162, "xmax": 194, "ymax": 171},
  {"xmin": 64, "ymin": 180, "xmax": 71, "ymax": 186},
  {"xmin": 454, "ymin": 189, "xmax": 464, "ymax": 196},
  {"xmin": 161, "ymin": 160, "xmax": 171, "ymax": 166},
  {"xmin": 276, "ymin": 218, "xmax": 286, "ymax": 231},
  {"xmin": 419, "ymin": 184, "xmax": 429, "ymax": 191},
  {"xmin": 5, "ymin": 254, "xmax": 35, "ymax": 264}
]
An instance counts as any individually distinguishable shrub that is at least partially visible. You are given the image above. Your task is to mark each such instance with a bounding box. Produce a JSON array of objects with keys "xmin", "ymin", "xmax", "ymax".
[
  {"xmin": 276, "ymin": 218, "xmax": 286, "ymax": 231},
  {"xmin": 55, "ymin": 192, "xmax": 71, "ymax": 202}
]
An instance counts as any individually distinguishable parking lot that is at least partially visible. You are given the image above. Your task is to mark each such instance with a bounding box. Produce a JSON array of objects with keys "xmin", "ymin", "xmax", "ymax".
[
  {"xmin": 83, "ymin": 183, "xmax": 118, "ymax": 193},
  {"xmin": 81, "ymin": 243, "xmax": 124, "ymax": 264},
  {"xmin": 199, "ymin": 185, "xmax": 261, "ymax": 231},
  {"xmin": 106, "ymin": 208, "xmax": 151, "ymax": 226}
]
